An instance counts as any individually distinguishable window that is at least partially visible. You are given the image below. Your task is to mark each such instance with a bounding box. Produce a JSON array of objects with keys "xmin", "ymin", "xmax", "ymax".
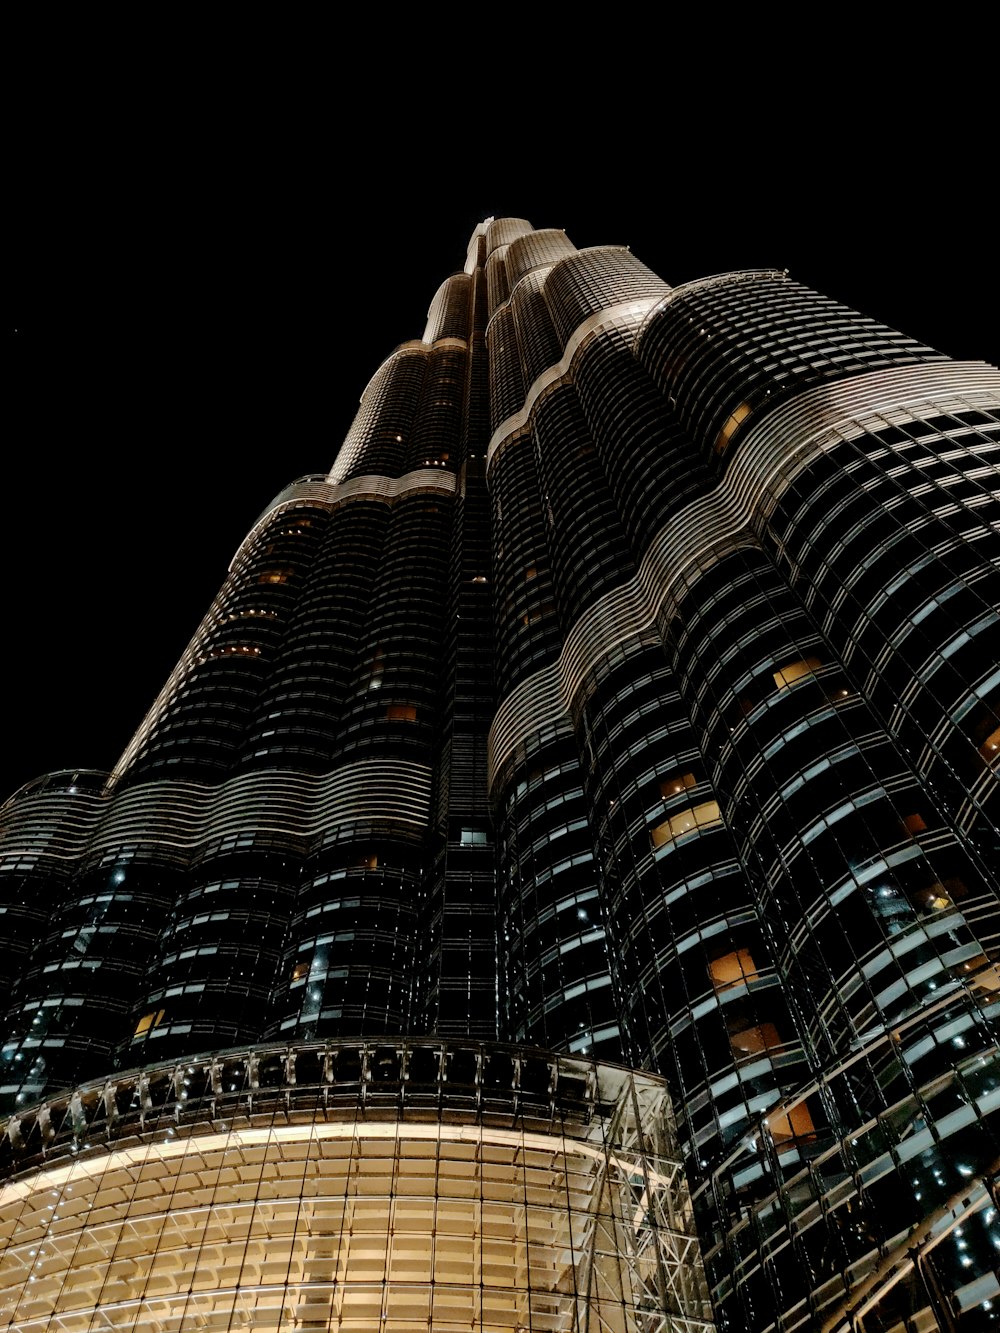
[
  {"xmin": 767, "ymin": 1099, "xmax": 817, "ymax": 1144},
  {"xmin": 650, "ymin": 801, "xmax": 722, "ymax": 848},
  {"xmin": 773, "ymin": 656, "xmax": 822, "ymax": 690},
  {"xmin": 134, "ymin": 1009, "xmax": 165, "ymax": 1037},
  {"xmin": 911, "ymin": 884, "xmax": 953, "ymax": 912},
  {"xmin": 729, "ymin": 1020, "xmax": 781, "ymax": 1056},
  {"xmin": 957, "ymin": 956, "xmax": 1000, "ymax": 990},
  {"xmin": 709, "ymin": 949, "xmax": 759, "ymax": 991},
  {"xmin": 659, "ymin": 771, "xmax": 697, "ymax": 799},
  {"xmin": 460, "ymin": 829, "xmax": 488, "ymax": 845},
  {"xmin": 715, "ymin": 401, "xmax": 751, "ymax": 455},
  {"xmin": 386, "ymin": 704, "xmax": 417, "ymax": 722},
  {"xmin": 258, "ymin": 568, "xmax": 293, "ymax": 584},
  {"xmin": 368, "ymin": 647, "xmax": 385, "ymax": 691}
]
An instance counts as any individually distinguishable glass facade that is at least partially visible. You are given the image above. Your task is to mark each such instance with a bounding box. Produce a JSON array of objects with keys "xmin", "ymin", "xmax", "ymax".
[
  {"xmin": 0, "ymin": 1042, "xmax": 712, "ymax": 1331},
  {"xmin": 2, "ymin": 216, "xmax": 1000, "ymax": 1328}
]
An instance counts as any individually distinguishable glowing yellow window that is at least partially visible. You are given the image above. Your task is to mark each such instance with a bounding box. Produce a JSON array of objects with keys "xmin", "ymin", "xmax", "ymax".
[
  {"xmin": 911, "ymin": 884, "xmax": 953, "ymax": 912},
  {"xmin": 524, "ymin": 566, "xmax": 538, "ymax": 581},
  {"xmin": 715, "ymin": 402, "xmax": 752, "ymax": 455},
  {"xmin": 258, "ymin": 568, "xmax": 293, "ymax": 585},
  {"xmin": 773, "ymin": 657, "xmax": 822, "ymax": 690},
  {"xmin": 134, "ymin": 1009, "xmax": 165, "ymax": 1037},
  {"xmin": 767, "ymin": 1099, "xmax": 817, "ymax": 1144},
  {"xmin": 291, "ymin": 961, "xmax": 309, "ymax": 983},
  {"xmin": 386, "ymin": 704, "xmax": 417, "ymax": 722},
  {"xmin": 902, "ymin": 813, "xmax": 927, "ymax": 835},
  {"xmin": 980, "ymin": 724, "xmax": 1000, "ymax": 760},
  {"xmin": 709, "ymin": 949, "xmax": 759, "ymax": 991},
  {"xmin": 962, "ymin": 958, "xmax": 1000, "ymax": 991},
  {"xmin": 650, "ymin": 800, "xmax": 721, "ymax": 848},
  {"xmin": 659, "ymin": 771, "xmax": 697, "ymax": 799},
  {"xmin": 729, "ymin": 1021, "xmax": 782, "ymax": 1056}
]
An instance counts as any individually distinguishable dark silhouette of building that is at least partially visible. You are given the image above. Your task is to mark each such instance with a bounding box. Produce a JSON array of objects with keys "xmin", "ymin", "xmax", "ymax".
[{"xmin": 2, "ymin": 217, "xmax": 1000, "ymax": 1330}]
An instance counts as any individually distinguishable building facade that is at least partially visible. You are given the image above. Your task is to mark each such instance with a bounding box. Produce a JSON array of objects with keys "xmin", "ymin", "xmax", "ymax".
[{"xmin": 2, "ymin": 218, "xmax": 1000, "ymax": 1330}]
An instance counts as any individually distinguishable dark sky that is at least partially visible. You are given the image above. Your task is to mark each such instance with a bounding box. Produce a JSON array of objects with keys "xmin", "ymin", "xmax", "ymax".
[{"xmin": 7, "ymin": 80, "xmax": 998, "ymax": 802}]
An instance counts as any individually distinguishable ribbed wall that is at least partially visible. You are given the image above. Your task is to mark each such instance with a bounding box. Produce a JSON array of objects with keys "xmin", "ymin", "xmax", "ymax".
[
  {"xmin": 419, "ymin": 260, "xmax": 498, "ymax": 1040},
  {"xmin": 543, "ymin": 247, "xmax": 670, "ymax": 348},
  {"xmin": 422, "ymin": 272, "xmax": 471, "ymax": 343},
  {"xmin": 503, "ymin": 227, "xmax": 577, "ymax": 285},
  {"xmin": 486, "ymin": 304, "xmax": 525, "ymax": 432},
  {"xmin": 327, "ymin": 346, "xmax": 427, "ymax": 482},
  {"xmin": 509, "ymin": 268, "xmax": 563, "ymax": 387},
  {"xmin": 637, "ymin": 271, "xmax": 946, "ymax": 467},
  {"xmin": 483, "ymin": 216, "xmax": 534, "ymax": 255}
]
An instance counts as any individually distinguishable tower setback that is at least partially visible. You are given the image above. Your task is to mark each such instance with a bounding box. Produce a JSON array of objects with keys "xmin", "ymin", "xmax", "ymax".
[{"xmin": 2, "ymin": 218, "xmax": 1000, "ymax": 1330}]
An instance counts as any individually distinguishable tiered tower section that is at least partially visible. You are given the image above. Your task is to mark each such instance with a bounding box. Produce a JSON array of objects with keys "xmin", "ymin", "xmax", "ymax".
[
  {"xmin": 0, "ymin": 240, "xmax": 499, "ymax": 1107},
  {"xmin": 482, "ymin": 220, "xmax": 1000, "ymax": 1330}
]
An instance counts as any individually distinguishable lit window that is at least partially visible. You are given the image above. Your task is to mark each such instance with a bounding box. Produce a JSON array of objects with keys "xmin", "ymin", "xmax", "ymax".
[
  {"xmin": 521, "ymin": 602, "xmax": 554, "ymax": 627},
  {"xmin": 258, "ymin": 568, "xmax": 293, "ymax": 585},
  {"xmin": 709, "ymin": 949, "xmax": 759, "ymax": 991},
  {"xmin": 291, "ymin": 961, "xmax": 309, "ymax": 983},
  {"xmin": 962, "ymin": 957, "xmax": 1000, "ymax": 990},
  {"xmin": 715, "ymin": 402, "xmax": 752, "ymax": 455},
  {"xmin": 911, "ymin": 885, "xmax": 953, "ymax": 912},
  {"xmin": 368, "ymin": 646, "xmax": 385, "ymax": 691},
  {"xmin": 525, "ymin": 566, "xmax": 538, "ymax": 581},
  {"xmin": 386, "ymin": 705, "xmax": 417, "ymax": 722},
  {"xmin": 729, "ymin": 1021, "xmax": 782, "ymax": 1056},
  {"xmin": 773, "ymin": 657, "xmax": 822, "ymax": 690},
  {"xmin": 134, "ymin": 1009, "xmax": 165, "ymax": 1037},
  {"xmin": 901, "ymin": 813, "xmax": 927, "ymax": 835},
  {"xmin": 460, "ymin": 829, "xmax": 488, "ymax": 845},
  {"xmin": 659, "ymin": 771, "xmax": 697, "ymax": 799},
  {"xmin": 767, "ymin": 1099, "xmax": 817, "ymax": 1144},
  {"xmin": 979, "ymin": 724, "xmax": 1000, "ymax": 760},
  {"xmin": 650, "ymin": 800, "xmax": 721, "ymax": 848}
]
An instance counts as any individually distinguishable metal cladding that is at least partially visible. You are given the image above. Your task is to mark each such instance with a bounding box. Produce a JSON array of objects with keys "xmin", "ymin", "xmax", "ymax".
[{"xmin": 3, "ymin": 217, "xmax": 1000, "ymax": 1330}]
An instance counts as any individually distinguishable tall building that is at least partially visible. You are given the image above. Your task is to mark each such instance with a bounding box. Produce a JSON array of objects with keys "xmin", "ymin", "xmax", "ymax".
[{"xmin": 1, "ymin": 217, "xmax": 1000, "ymax": 1332}]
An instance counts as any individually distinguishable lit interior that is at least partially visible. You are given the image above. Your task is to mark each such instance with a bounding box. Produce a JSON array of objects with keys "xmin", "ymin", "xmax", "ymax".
[{"xmin": 0, "ymin": 1107, "xmax": 709, "ymax": 1331}]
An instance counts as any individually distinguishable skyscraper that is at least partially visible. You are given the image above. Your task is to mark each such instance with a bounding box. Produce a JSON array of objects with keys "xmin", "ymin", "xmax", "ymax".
[{"xmin": 2, "ymin": 216, "xmax": 1000, "ymax": 1330}]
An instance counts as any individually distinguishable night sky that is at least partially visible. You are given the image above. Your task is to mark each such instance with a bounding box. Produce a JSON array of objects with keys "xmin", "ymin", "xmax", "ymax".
[{"xmin": 7, "ymin": 82, "xmax": 997, "ymax": 803}]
